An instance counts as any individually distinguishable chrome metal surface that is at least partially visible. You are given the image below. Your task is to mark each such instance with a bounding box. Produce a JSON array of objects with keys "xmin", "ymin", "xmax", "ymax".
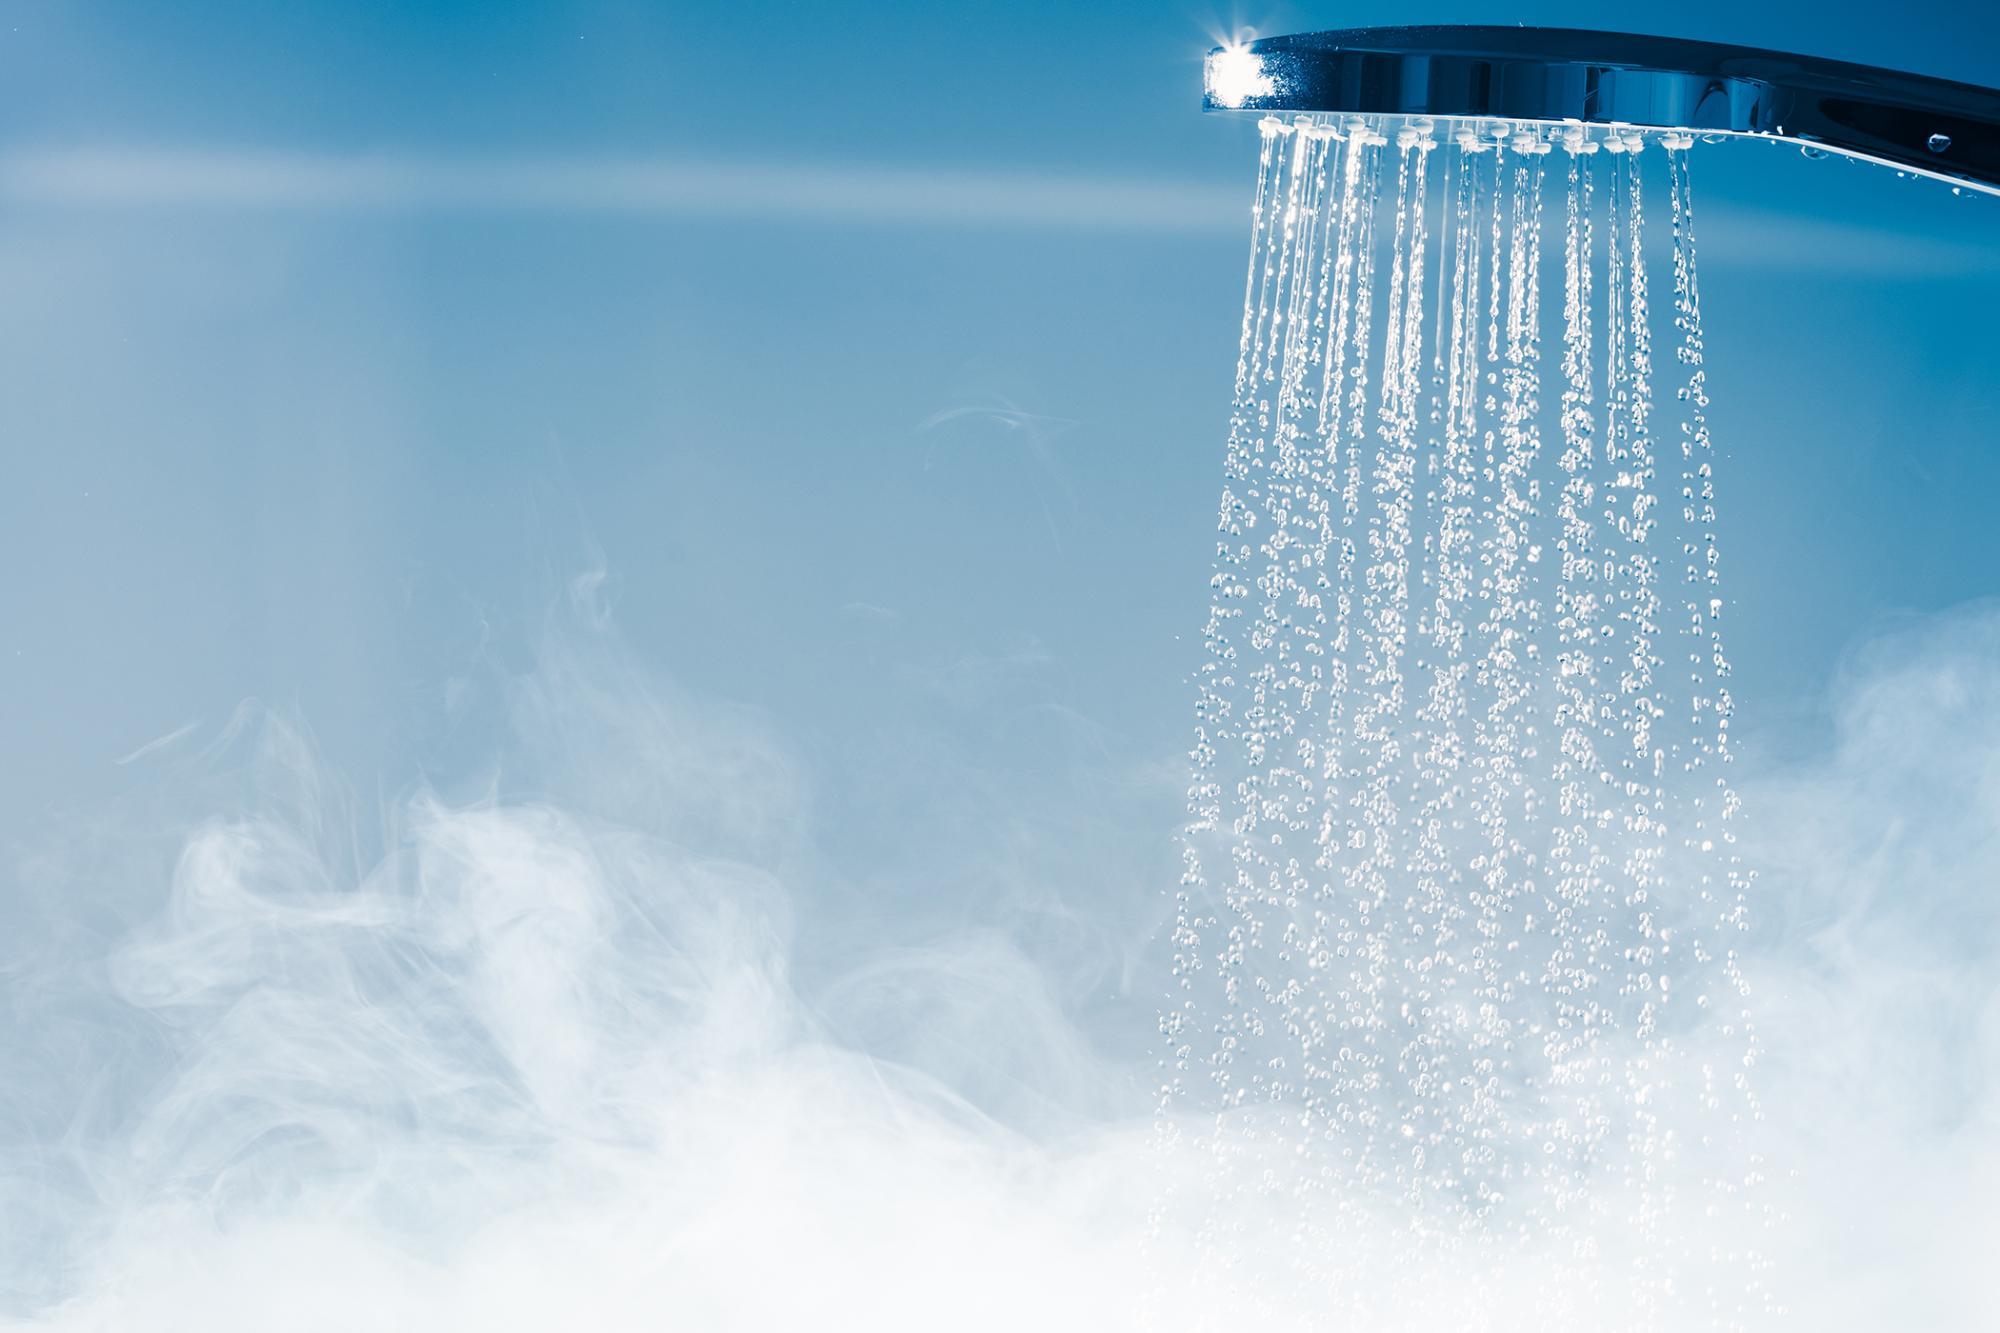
[{"xmin": 1203, "ymin": 26, "xmax": 2000, "ymax": 197}]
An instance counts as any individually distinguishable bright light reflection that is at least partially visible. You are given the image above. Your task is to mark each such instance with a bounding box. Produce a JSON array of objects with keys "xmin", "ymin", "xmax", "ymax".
[{"xmin": 1206, "ymin": 45, "xmax": 1274, "ymax": 109}]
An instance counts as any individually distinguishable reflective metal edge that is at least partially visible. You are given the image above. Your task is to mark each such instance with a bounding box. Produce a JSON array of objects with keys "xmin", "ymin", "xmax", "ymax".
[{"xmin": 1203, "ymin": 26, "xmax": 2000, "ymax": 198}]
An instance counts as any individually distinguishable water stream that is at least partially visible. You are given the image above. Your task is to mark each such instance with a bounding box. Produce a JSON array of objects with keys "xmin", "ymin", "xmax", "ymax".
[{"xmin": 1164, "ymin": 116, "xmax": 1764, "ymax": 1325}]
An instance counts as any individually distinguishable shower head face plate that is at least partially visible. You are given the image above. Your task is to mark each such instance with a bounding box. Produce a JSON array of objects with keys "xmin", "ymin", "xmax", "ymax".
[{"xmin": 1203, "ymin": 26, "xmax": 2000, "ymax": 197}]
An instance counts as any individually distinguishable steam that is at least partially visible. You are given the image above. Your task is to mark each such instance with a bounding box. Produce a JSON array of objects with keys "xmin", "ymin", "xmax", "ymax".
[
  {"xmin": 1730, "ymin": 605, "xmax": 2000, "ymax": 1328},
  {"xmin": 3, "ymin": 575, "xmax": 1996, "ymax": 1329}
]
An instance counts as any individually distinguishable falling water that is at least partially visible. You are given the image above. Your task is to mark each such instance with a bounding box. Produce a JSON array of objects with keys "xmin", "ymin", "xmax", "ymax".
[{"xmin": 1164, "ymin": 116, "xmax": 1764, "ymax": 1326}]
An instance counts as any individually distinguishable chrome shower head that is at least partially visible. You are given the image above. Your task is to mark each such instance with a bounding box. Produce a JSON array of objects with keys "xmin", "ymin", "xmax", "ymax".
[{"xmin": 1203, "ymin": 25, "xmax": 2000, "ymax": 197}]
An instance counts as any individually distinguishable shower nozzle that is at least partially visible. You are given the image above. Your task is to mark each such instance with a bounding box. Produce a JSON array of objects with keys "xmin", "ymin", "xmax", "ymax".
[{"xmin": 1203, "ymin": 26, "xmax": 2000, "ymax": 197}]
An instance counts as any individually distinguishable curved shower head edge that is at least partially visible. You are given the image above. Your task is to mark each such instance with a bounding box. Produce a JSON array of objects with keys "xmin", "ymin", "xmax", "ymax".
[{"xmin": 1202, "ymin": 25, "xmax": 2000, "ymax": 198}]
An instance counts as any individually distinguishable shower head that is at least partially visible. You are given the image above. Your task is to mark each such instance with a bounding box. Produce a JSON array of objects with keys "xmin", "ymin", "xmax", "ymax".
[{"xmin": 1203, "ymin": 25, "xmax": 2000, "ymax": 197}]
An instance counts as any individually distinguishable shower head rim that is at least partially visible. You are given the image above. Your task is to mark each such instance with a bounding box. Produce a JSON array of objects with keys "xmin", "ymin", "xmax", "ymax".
[{"xmin": 1203, "ymin": 25, "xmax": 2000, "ymax": 198}]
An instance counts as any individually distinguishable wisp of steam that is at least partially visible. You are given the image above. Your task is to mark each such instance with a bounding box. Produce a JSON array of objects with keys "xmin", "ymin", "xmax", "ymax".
[{"xmin": 3, "ymin": 119, "xmax": 1997, "ymax": 1333}]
